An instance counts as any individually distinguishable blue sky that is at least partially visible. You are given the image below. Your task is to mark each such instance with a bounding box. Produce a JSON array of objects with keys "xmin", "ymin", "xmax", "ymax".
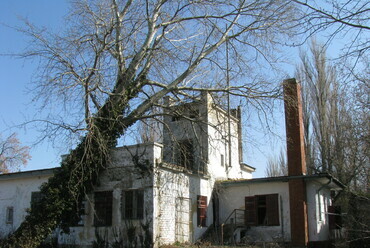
[
  {"xmin": 0, "ymin": 1, "xmax": 69, "ymax": 171},
  {"xmin": 0, "ymin": 1, "xmax": 351, "ymax": 178},
  {"xmin": 0, "ymin": 1, "xmax": 294, "ymax": 178}
]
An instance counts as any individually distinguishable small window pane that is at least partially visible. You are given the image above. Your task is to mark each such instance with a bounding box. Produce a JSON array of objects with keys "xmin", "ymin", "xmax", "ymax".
[{"xmin": 6, "ymin": 207, "xmax": 14, "ymax": 224}]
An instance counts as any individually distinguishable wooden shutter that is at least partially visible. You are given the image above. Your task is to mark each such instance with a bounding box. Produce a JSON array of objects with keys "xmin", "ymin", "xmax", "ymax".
[
  {"xmin": 245, "ymin": 196, "xmax": 256, "ymax": 225},
  {"xmin": 197, "ymin": 195, "xmax": 207, "ymax": 227},
  {"xmin": 266, "ymin": 194, "xmax": 279, "ymax": 226}
]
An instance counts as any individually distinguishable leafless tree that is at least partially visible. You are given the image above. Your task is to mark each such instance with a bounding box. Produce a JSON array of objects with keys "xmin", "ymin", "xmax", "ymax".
[
  {"xmin": 293, "ymin": 0, "xmax": 369, "ymax": 61},
  {"xmin": 296, "ymin": 40, "xmax": 368, "ymax": 187},
  {"xmin": 1, "ymin": 0, "xmax": 300, "ymax": 247},
  {"xmin": 265, "ymin": 148, "xmax": 287, "ymax": 177},
  {"xmin": 0, "ymin": 133, "xmax": 31, "ymax": 173},
  {"xmin": 296, "ymin": 40, "xmax": 370, "ymax": 246}
]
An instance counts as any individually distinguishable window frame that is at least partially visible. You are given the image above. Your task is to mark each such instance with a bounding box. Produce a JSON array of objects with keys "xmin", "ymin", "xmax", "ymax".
[
  {"xmin": 94, "ymin": 191, "xmax": 113, "ymax": 227},
  {"xmin": 122, "ymin": 189, "xmax": 144, "ymax": 220},
  {"xmin": 31, "ymin": 191, "xmax": 44, "ymax": 209},
  {"xmin": 245, "ymin": 194, "xmax": 279, "ymax": 226},
  {"xmin": 6, "ymin": 206, "xmax": 14, "ymax": 224}
]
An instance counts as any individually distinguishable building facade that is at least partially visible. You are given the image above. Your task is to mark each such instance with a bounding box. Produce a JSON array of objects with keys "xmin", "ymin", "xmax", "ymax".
[{"xmin": 0, "ymin": 83, "xmax": 343, "ymax": 247}]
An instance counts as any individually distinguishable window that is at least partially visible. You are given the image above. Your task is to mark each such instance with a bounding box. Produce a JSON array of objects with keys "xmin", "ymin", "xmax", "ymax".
[
  {"xmin": 31, "ymin": 191, "xmax": 43, "ymax": 209},
  {"xmin": 6, "ymin": 207, "xmax": 14, "ymax": 224},
  {"xmin": 197, "ymin": 195, "xmax": 207, "ymax": 227},
  {"xmin": 72, "ymin": 200, "xmax": 86, "ymax": 226},
  {"xmin": 122, "ymin": 190, "xmax": 144, "ymax": 219},
  {"xmin": 94, "ymin": 191, "xmax": 113, "ymax": 226},
  {"xmin": 245, "ymin": 194, "xmax": 279, "ymax": 226},
  {"xmin": 328, "ymin": 205, "xmax": 342, "ymax": 230},
  {"xmin": 175, "ymin": 139, "xmax": 194, "ymax": 170}
]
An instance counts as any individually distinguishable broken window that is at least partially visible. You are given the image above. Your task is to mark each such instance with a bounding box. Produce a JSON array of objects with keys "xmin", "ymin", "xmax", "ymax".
[
  {"xmin": 197, "ymin": 195, "xmax": 207, "ymax": 227},
  {"xmin": 175, "ymin": 139, "xmax": 194, "ymax": 170},
  {"xmin": 245, "ymin": 194, "xmax": 279, "ymax": 226},
  {"xmin": 122, "ymin": 189, "xmax": 144, "ymax": 220},
  {"xmin": 6, "ymin": 207, "xmax": 14, "ymax": 224},
  {"xmin": 94, "ymin": 191, "xmax": 113, "ymax": 226}
]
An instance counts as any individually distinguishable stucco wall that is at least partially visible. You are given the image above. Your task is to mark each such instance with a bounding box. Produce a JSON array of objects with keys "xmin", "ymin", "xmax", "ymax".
[
  {"xmin": 57, "ymin": 143, "xmax": 161, "ymax": 247},
  {"xmin": 0, "ymin": 171, "xmax": 53, "ymax": 238},
  {"xmin": 306, "ymin": 180, "xmax": 332, "ymax": 242},
  {"xmin": 219, "ymin": 181, "xmax": 291, "ymax": 242},
  {"xmin": 153, "ymin": 166, "xmax": 217, "ymax": 245}
]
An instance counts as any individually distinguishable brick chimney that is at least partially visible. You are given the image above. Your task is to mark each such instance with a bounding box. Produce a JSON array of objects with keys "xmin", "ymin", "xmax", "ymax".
[{"xmin": 283, "ymin": 78, "xmax": 309, "ymax": 247}]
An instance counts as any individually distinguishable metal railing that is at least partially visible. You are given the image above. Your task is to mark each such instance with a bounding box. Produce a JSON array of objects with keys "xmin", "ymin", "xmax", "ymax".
[{"xmin": 221, "ymin": 209, "xmax": 245, "ymax": 245}]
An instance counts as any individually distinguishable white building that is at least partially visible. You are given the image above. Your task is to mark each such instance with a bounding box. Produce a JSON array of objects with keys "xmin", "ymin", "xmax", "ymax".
[{"xmin": 0, "ymin": 81, "xmax": 344, "ymax": 247}]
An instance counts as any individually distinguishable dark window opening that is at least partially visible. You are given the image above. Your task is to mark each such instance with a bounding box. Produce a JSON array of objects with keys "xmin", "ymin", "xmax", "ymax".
[
  {"xmin": 94, "ymin": 191, "xmax": 113, "ymax": 227},
  {"xmin": 31, "ymin": 191, "xmax": 44, "ymax": 209},
  {"xmin": 328, "ymin": 205, "xmax": 342, "ymax": 230},
  {"xmin": 257, "ymin": 195, "xmax": 267, "ymax": 225},
  {"xmin": 6, "ymin": 207, "xmax": 13, "ymax": 224},
  {"xmin": 245, "ymin": 194, "xmax": 279, "ymax": 226},
  {"xmin": 122, "ymin": 190, "xmax": 144, "ymax": 219},
  {"xmin": 72, "ymin": 200, "xmax": 86, "ymax": 226},
  {"xmin": 197, "ymin": 195, "xmax": 207, "ymax": 227},
  {"xmin": 176, "ymin": 139, "xmax": 194, "ymax": 170}
]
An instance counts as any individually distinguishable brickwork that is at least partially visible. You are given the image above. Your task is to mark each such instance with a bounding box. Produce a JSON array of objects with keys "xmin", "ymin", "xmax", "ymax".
[{"xmin": 283, "ymin": 79, "xmax": 309, "ymax": 247}]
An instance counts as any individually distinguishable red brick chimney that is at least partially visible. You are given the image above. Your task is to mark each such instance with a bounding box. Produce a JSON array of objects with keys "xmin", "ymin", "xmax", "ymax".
[{"xmin": 283, "ymin": 78, "xmax": 309, "ymax": 247}]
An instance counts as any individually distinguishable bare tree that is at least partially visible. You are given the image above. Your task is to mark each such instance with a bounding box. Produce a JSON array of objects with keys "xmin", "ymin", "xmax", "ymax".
[
  {"xmin": 265, "ymin": 148, "xmax": 287, "ymax": 177},
  {"xmin": 0, "ymin": 133, "xmax": 31, "ymax": 173},
  {"xmin": 293, "ymin": 0, "xmax": 369, "ymax": 60},
  {"xmin": 296, "ymin": 39, "xmax": 339, "ymax": 173},
  {"xmin": 296, "ymin": 40, "xmax": 370, "ymax": 246},
  {"xmin": 1, "ymin": 0, "xmax": 299, "ymax": 247},
  {"xmin": 296, "ymin": 40, "xmax": 369, "ymax": 187}
]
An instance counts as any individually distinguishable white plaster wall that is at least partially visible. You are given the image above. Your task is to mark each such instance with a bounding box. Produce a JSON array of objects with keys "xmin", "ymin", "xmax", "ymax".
[
  {"xmin": 219, "ymin": 181, "xmax": 291, "ymax": 242},
  {"xmin": 306, "ymin": 180, "xmax": 332, "ymax": 242},
  {"xmin": 153, "ymin": 168, "xmax": 191, "ymax": 245},
  {"xmin": 57, "ymin": 143, "xmax": 161, "ymax": 247},
  {"xmin": 206, "ymin": 102, "xmax": 252, "ymax": 181},
  {"xmin": 0, "ymin": 173, "xmax": 52, "ymax": 238},
  {"xmin": 153, "ymin": 165, "xmax": 219, "ymax": 246}
]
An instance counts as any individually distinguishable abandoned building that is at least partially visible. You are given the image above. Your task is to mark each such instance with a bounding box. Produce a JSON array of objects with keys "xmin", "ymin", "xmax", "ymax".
[{"xmin": 0, "ymin": 79, "xmax": 344, "ymax": 247}]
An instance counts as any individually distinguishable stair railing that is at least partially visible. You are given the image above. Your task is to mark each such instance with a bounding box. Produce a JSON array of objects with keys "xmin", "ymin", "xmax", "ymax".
[{"xmin": 221, "ymin": 209, "xmax": 245, "ymax": 245}]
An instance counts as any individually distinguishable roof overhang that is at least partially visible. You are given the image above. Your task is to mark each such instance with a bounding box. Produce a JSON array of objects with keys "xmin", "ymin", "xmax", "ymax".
[
  {"xmin": 240, "ymin": 163, "xmax": 256, "ymax": 172},
  {"xmin": 219, "ymin": 173, "xmax": 345, "ymax": 190},
  {"xmin": 0, "ymin": 167, "xmax": 58, "ymax": 181}
]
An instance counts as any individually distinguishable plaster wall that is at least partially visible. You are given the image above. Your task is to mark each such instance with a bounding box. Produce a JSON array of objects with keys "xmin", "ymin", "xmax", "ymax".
[
  {"xmin": 0, "ymin": 172, "xmax": 52, "ymax": 238},
  {"xmin": 153, "ymin": 166, "xmax": 217, "ymax": 246},
  {"xmin": 219, "ymin": 181, "xmax": 291, "ymax": 242},
  {"xmin": 57, "ymin": 143, "xmax": 162, "ymax": 247},
  {"xmin": 306, "ymin": 180, "xmax": 332, "ymax": 242}
]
